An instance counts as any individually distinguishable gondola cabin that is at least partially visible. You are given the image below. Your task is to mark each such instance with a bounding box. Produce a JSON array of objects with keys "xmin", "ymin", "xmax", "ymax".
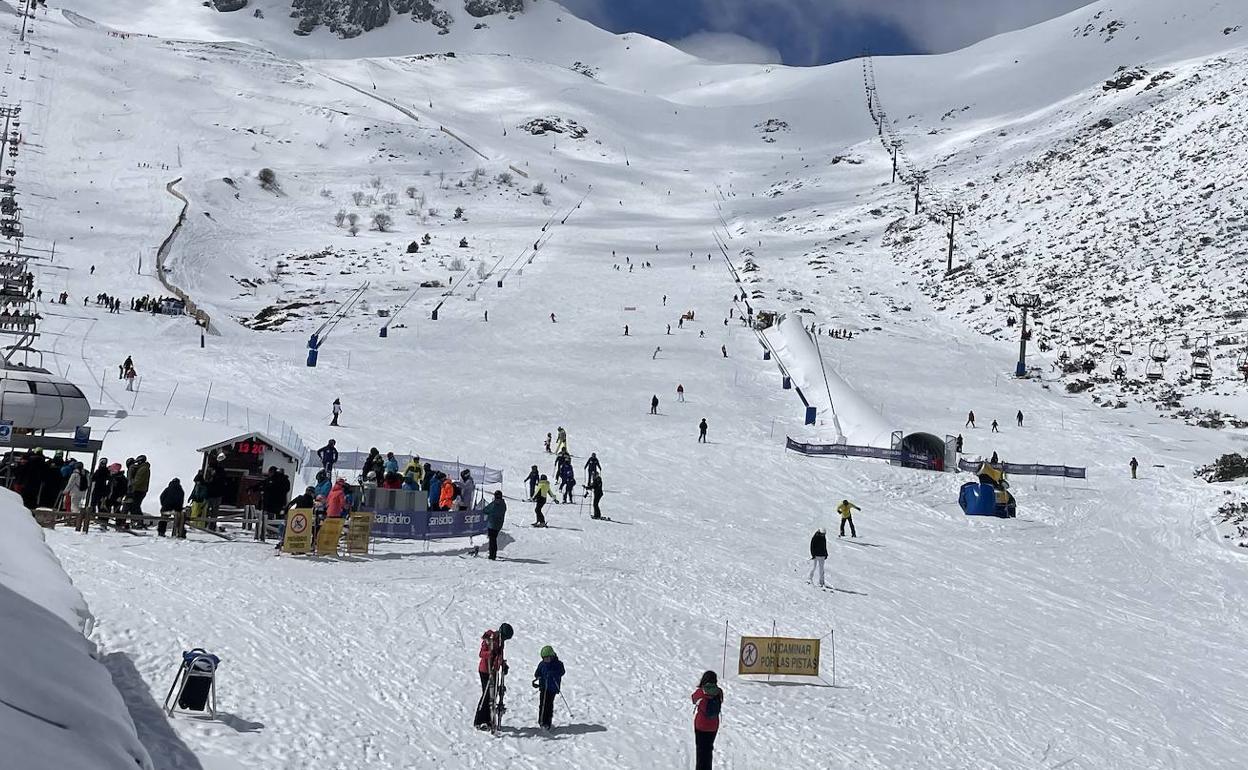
[{"xmin": 0, "ymin": 366, "xmax": 91, "ymax": 432}]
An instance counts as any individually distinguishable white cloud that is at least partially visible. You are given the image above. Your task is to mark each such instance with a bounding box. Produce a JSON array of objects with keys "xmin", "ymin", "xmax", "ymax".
[
  {"xmin": 671, "ymin": 31, "xmax": 783, "ymax": 64},
  {"xmin": 830, "ymin": 0, "xmax": 1097, "ymax": 51}
]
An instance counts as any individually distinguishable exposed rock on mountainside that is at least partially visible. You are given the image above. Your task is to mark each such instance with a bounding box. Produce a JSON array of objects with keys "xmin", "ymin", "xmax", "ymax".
[
  {"xmin": 286, "ymin": 0, "xmax": 523, "ymax": 38},
  {"xmin": 210, "ymin": 0, "xmax": 249, "ymax": 11}
]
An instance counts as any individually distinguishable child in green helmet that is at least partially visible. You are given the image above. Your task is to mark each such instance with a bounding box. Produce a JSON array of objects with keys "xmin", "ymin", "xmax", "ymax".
[{"xmin": 533, "ymin": 645, "xmax": 566, "ymax": 730}]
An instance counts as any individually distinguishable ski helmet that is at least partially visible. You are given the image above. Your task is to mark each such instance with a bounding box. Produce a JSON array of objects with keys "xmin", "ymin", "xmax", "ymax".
[
  {"xmin": 499, "ymin": 623, "xmax": 514, "ymax": 640},
  {"xmin": 540, "ymin": 645, "xmax": 555, "ymax": 658}
]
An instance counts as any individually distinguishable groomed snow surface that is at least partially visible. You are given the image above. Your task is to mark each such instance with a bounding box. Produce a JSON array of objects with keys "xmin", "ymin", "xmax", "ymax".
[{"xmin": 6, "ymin": 0, "xmax": 1248, "ymax": 767}]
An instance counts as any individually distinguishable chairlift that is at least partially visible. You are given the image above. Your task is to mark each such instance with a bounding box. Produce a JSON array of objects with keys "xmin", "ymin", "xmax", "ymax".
[
  {"xmin": 1146, "ymin": 359, "xmax": 1164, "ymax": 381},
  {"xmin": 1148, "ymin": 340, "xmax": 1169, "ymax": 363},
  {"xmin": 1111, "ymin": 356, "xmax": 1126, "ymax": 380},
  {"xmin": 1192, "ymin": 363, "xmax": 1212, "ymax": 381}
]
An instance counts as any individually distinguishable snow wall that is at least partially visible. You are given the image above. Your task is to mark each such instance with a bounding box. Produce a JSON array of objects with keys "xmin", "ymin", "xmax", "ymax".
[
  {"xmin": 765, "ymin": 314, "xmax": 894, "ymax": 447},
  {"xmin": 0, "ymin": 490, "xmax": 154, "ymax": 770}
]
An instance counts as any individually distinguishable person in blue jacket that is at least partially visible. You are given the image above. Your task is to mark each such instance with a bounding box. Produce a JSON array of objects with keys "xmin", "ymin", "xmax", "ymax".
[
  {"xmin": 533, "ymin": 645, "xmax": 566, "ymax": 730},
  {"xmin": 428, "ymin": 472, "xmax": 443, "ymax": 511}
]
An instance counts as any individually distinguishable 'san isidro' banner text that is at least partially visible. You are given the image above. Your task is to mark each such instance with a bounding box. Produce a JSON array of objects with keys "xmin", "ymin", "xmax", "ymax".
[
  {"xmin": 371, "ymin": 509, "xmax": 488, "ymax": 540},
  {"xmin": 738, "ymin": 636, "xmax": 821, "ymax": 677}
]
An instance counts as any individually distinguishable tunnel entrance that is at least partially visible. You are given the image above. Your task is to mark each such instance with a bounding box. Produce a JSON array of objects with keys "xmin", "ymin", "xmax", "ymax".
[{"xmin": 899, "ymin": 432, "xmax": 947, "ymax": 471}]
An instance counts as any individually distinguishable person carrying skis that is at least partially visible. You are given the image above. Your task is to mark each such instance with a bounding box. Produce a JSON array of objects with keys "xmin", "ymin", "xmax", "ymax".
[
  {"xmin": 809, "ymin": 528, "xmax": 828, "ymax": 587},
  {"xmin": 317, "ymin": 439, "xmax": 339, "ymax": 475},
  {"xmin": 586, "ymin": 473, "xmax": 604, "ymax": 519},
  {"xmin": 650, "ymin": 394, "xmax": 659, "ymax": 415},
  {"xmin": 837, "ymin": 499, "xmax": 860, "ymax": 538},
  {"xmin": 584, "ymin": 453, "xmax": 601, "ymax": 481},
  {"xmin": 483, "ymin": 490, "xmax": 506, "ymax": 560},
  {"xmin": 533, "ymin": 645, "xmax": 566, "ymax": 731},
  {"xmin": 331, "ymin": 398, "xmax": 342, "ymax": 426},
  {"xmin": 475, "ymin": 623, "xmax": 514, "ymax": 730},
  {"xmin": 691, "ymin": 671, "xmax": 723, "ymax": 770},
  {"xmin": 698, "ymin": 418, "xmax": 708, "ymax": 443},
  {"xmin": 526, "ymin": 465, "xmax": 540, "ymax": 499},
  {"xmin": 532, "ymin": 475, "xmax": 553, "ymax": 527}
]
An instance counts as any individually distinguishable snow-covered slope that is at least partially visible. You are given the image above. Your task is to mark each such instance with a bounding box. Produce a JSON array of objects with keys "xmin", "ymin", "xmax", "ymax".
[{"xmin": 10, "ymin": 0, "xmax": 1248, "ymax": 766}]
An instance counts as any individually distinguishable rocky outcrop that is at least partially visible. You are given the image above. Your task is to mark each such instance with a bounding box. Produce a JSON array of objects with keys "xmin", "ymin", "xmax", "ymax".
[
  {"xmin": 211, "ymin": 0, "xmax": 249, "ymax": 11},
  {"xmin": 291, "ymin": 0, "xmax": 522, "ymax": 38}
]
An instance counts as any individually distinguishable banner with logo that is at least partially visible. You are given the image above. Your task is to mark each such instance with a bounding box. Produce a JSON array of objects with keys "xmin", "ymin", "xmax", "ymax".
[
  {"xmin": 738, "ymin": 636, "xmax": 821, "ymax": 677},
  {"xmin": 316, "ymin": 517, "xmax": 345, "ymax": 556},
  {"xmin": 346, "ymin": 512, "xmax": 373, "ymax": 554},
  {"xmin": 282, "ymin": 508, "xmax": 313, "ymax": 555},
  {"xmin": 371, "ymin": 508, "xmax": 488, "ymax": 540}
]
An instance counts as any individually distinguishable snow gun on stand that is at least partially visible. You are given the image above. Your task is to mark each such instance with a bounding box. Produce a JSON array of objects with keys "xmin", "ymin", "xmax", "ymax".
[{"xmin": 958, "ymin": 462, "xmax": 1017, "ymax": 518}]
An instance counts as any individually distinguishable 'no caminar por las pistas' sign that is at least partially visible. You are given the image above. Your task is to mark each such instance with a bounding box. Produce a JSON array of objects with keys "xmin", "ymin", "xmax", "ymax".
[
  {"xmin": 317, "ymin": 517, "xmax": 345, "ymax": 556},
  {"xmin": 282, "ymin": 508, "xmax": 313, "ymax": 555},
  {"xmin": 738, "ymin": 636, "xmax": 821, "ymax": 677},
  {"xmin": 346, "ymin": 512, "xmax": 373, "ymax": 554}
]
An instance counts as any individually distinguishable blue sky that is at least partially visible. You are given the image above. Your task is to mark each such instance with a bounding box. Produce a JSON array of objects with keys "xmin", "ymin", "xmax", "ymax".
[{"xmin": 556, "ymin": 0, "xmax": 1097, "ymax": 65}]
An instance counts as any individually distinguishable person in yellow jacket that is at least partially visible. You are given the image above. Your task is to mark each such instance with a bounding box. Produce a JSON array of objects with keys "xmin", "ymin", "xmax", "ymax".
[
  {"xmin": 532, "ymin": 475, "xmax": 554, "ymax": 527},
  {"xmin": 403, "ymin": 458, "xmax": 423, "ymax": 490},
  {"xmin": 837, "ymin": 499, "xmax": 861, "ymax": 538}
]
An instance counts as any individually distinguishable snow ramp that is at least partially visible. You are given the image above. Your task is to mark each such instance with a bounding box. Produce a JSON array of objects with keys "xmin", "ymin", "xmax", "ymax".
[{"xmin": 764, "ymin": 314, "xmax": 893, "ymax": 447}]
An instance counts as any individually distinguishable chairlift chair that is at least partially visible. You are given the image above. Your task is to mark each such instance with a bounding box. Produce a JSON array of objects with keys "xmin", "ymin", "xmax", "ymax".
[
  {"xmin": 1192, "ymin": 363, "xmax": 1212, "ymax": 381},
  {"xmin": 1146, "ymin": 360, "xmax": 1164, "ymax": 381},
  {"xmin": 1149, "ymin": 341, "xmax": 1169, "ymax": 363},
  {"xmin": 1111, "ymin": 356, "xmax": 1126, "ymax": 379}
]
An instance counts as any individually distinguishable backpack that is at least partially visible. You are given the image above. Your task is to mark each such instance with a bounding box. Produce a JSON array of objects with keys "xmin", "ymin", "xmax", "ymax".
[{"xmin": 703, "ymin": 691, "xmax": 722, "ymax": 719}]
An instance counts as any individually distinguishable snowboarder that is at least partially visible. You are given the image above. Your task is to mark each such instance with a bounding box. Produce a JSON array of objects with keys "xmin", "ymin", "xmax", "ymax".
[
  {"xmin": 698, "ymin": 418, "xmax": 708, "ymax": 443},
  {"xmin": 1016, "ymin": 410, "xmax": 1024, "ymax": 427},
  {"xmin": 586, "ymin": 473, "xmax": 604, "ymax": 519},
  {"xmin": 317, "ymin": 439, "xmax": 339, "ymax": 475},
  {"xmin": 533, "ymin": 646, "xmax": 566, "ymax": 731},
  {"xmin": 809, "ymin": 528, "xmax": 828, "ymax": 587},
  {"xmin": 1130, "ymin": 457, "xmax": 1139, "ymax": 480},
  {"xmin": 653, "ymin": 346, "xmax": 661, "ymax": 360},
  {"xmin": 483, "ymin": 491, "xmax": 506, "ymax": 560},
  {"xmin": 331, "ymin": 398, "xmax": 342, "ymax": 426},
  {"xmin": 991, "ymin": 419, "xmax": 999, "ymax": 433},
  {"xmin": 650, "ymin": 395, "xmax": 659, "ymax": 415},
  {"xmin": 584, "ymin": 453, "xmax": 601, "ymax": 481},
  {"xmin": 966, "ymin": 410, "xmax": 976, "ymax": 428},
  {"xmin": 677, "ymin": 384, "xmax": 685, "ymax": 402},
  {"xmin": 692, "ymin": 671, "xmax": 723, "ymax": 770},
  {"xmin": 526, "ymin": 465, "xmax": 540, "ymax": 499},
  {"xmin": 837, "ymin": 499, "xmax": 860, "ymax": 538},
  {"xmin": 475, "ymin": 623, "xmax": 514, "ymax": 731},
  {"xmin": 532, "ymin": 475, "xmax": 553, "ymax": 527}
]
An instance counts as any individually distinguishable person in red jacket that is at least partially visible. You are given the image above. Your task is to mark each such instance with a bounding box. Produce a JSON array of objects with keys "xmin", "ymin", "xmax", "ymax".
[
  {"xmin": 325, "ymin": 479, "xmax": 348, "ymax": 518},
  {"xmin": 474, "ymin": 623, "xmax": 514, "ymax": 730},
  {"xmin": 438, "ymin": 478, "xmax": 457, "ymax": 511},
  {"xmin": 691, "ymin": 670, "xmax": 723, "ymax": 770}
]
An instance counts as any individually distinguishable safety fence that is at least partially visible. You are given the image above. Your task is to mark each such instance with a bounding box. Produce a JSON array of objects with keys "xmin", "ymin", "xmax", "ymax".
[
  {"xmin": 957, "ymin": 458, "xmax": 1087, "ymax": 479},
  {"xmin": 785, "ymin": 438, "xmax": 939, "ymax": 470}
]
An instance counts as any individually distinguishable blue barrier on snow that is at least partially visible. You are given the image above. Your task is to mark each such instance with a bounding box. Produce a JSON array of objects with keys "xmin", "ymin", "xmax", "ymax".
[{"xmin": 956, "ymin": 458, "xmax": 1086, "ymax": 479}]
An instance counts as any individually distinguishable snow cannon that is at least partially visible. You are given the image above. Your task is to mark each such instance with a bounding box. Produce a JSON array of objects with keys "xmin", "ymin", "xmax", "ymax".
[{"xmin": 958, "ymin": 462, "xmax": 1016, "ymax": 518}]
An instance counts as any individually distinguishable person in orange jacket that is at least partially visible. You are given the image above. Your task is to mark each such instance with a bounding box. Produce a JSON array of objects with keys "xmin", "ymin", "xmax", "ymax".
[
  {"xmin": 439, "ymin": 476, "xmax": 457, "ymax": 511},
  {"xmin": 326, "ymin": 479, "xmax": 348, "ymax": 518}
]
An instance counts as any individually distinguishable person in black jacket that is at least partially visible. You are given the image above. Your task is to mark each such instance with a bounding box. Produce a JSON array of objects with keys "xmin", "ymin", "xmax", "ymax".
[
  {"xmin": 586, "ymin": 474, "xmax": 604, "ymax": 519},
  {"xmin": 257, "ymin": 467, "xmax": 291, "ymax": 523},
  {"xmin": 108, "ymin": 465, "xmax": 129, "ymax": 530},
  {"xmin": 158, "ymin": 478, "xmax": 185, "ymax": 538},
  {"xmin": 525, "ymin": 465, "xmax": 540, "ymax": 500},
  {"xmin": 808, "ymin": 528, "xmax": 828, "ymax": 588},
  {"xmin": 90, "ymin": 458, "xmax": 111, "ymax": 528}
]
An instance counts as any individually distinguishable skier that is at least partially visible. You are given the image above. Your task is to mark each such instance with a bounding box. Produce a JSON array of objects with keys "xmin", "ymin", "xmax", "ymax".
[
  {"xmin": 650, "ymin": 395, "xmax": 659, "ymax": 415},
  {"xmin": 955, "ymin": 434, "xmax": 964, "ymax": 454},
  {"xmin": 990, "ymin": 451, "xmax": 999, "ymax": 464},
  {"xmin": 1016, "ymin": 410, "xmax": 1024, "ymax": 427},
  {"xmin": 808, "ymin": 528, "xmax": 828, "ymax": 587},
  {"xmin": 653, "ymin": 346, "xmax": 661, "ymax": 360},
  {"xmin": 317, "ymin": 439, "xmax": 339, "ymax": 475},
  {"xmin": 545, "ymin": 433, "xmax": 553, "ymax": 454},
  {"xmin": 965, "ymin": 410, "xmax": 976, "ymax": 428},
  {"xmin": 558, "ymin": 464, "xmax": 576, "ymax": 504},
  {"xmin": 698, "ymin": 418, "xmax": 708, "ymax": 443},
  {"xmin": 624, "ymin": 324, "xmax": 629, "ymax": 336},
  {"xmin": 584, "ymin": 453, "xmax": 601, "ymax": 481},
  {"xmin": 533, "ymin": 645, "xmax": 566, "ymax": 731},
  {"xmin": 550, "ymin": 313, "xmax": 557, "ymax": 323},
  {"xmin": 532, "ymin": 475, "xmax": 553, "ymax": 527},
  {"xmin": 483, "ymin": 490, "xmax": 506, "ymax": 560},
  {"xmin": 1130, "ymin": 457, "xmax": 1139, "ymax": 480},
  {"xmin": 991, "ymin": 419, "xmax": 999, "ymax": 433},
  {"xmin": 525, "ymin": 465, "xmax": 540, "ymax": 499},
  {"xmin": 124, "ymin": 365, "xmax": 138, "ymax": 392},
  {"xmin": 586, "ymin": 473, "xmax": 604, "ymax": 519},
  {"xmin": 837, "ymin": 499, "xmax": 860, "ymax": 538},
  {"xmin": 556, "ymin": 427, "xmax": 568, "ymax": 454},
  {"xmin": 677, "ymin": 384, "xmax": 685, "ymax": 402},
  {"xmin": 475, "ymin": 623, "xmax": 514, "ymax": 731},
  {"xmin": 129, "ymin": 455, "xmax": 151, "ymax": 524},
  {"xmin": 691, "ymin": 671, "xmax": 723, "ymax": 770},
  {"xmin": 721, "ymin": 345, "xmax": 727, "ymax": 358},
  {"xmin": 331, "ymin": 398, "xmax": 342, "ymax": 426}
]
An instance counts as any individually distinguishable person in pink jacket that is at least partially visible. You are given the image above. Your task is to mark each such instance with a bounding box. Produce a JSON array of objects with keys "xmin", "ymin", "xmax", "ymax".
[
  {"xmin": 691, "ymin": 670, "xmax": 723, "ymax": 770},
  {"xmin": 325, "ymin": 479, "xmax": 348, "ymax": 518}
]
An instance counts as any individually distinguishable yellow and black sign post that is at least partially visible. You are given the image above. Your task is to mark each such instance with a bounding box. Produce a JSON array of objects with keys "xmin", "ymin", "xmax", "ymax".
[
  {"xmin": 316, "ymin": 517, "xmax": 345, "ymax": 557},
  {"xmin": 738, "ymin": 636, "xmax": 821, "ymax": 678},
  {"xmin": 282, "ymin": 508, "xmax": 313, "ymax": 555},
  {"xmin": 346, "ymin": 511, "xmax": 373, "ymax": 555}
]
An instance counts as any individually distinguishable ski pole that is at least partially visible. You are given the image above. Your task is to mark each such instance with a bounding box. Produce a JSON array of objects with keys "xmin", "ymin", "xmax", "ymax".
[{"xmin": 559, "ymin": 692, "xmax": 574, "ymax": 719}]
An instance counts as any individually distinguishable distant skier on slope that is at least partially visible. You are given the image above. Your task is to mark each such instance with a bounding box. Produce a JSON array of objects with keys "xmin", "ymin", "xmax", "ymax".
[
  {"xmin": 965, "ymin": 410, "xmax": 976, "ymax": 428},
  {"xmin": 1016, "ymin": 410, "xmax": 1024, "ymax": 427},
  {"xmin": 475, "ymin": 623, "xmax": 514, "ymax": 731},
  {"xmin": 677, "ymin": 384, "xmax": 685, "ymax": 402},
  {"xmin": 331, "ymin": 398, "xmax": 342, "ymax": 426},
  {"xmin": 317, "ymin": 439, "xmax": 339, "ymax": 475},
  {"xmin": 1130, "ymin": 457, "xmax": 1139, "ymax": 479},
  {"xmin": 532, "ymin": 475, "xmax": 553, "ymax": 527},
  {"xmin": 556, "ymin": 427, "xmax": 568, "ymax": 454},
  {"xmin": 991, "ymin": 419, "xmax": 1000, "ymax": 433},
  {"xmin": 533, "ymin": 645, "xmax": 566, "ymax": 731},
  {"xmin": 584, "ymin": 453, "xmax": 601, "ymax": 481},
  {"xmin": 650, "ymin": 395, "xmax": 659, "ymax": 415},
  {"xmin": 837, "ymin": 499, "xmax": 860, "ymax": 538},
  {"xmin": 483, "ymin": 491, "xmax": 506, "ymax": 560},
  {"xmin": 698, "ymin": 418, "xmax": 708, "ymax": 443},
  {"xmin": 526, "ymin": 465, "xmax": 540, "ymax": 499},
  {"xmin": 586, "ymin": 473, "xmax": 604, "ymax": 519},
  {"xmin": 808, "ymin": 528, "xmax": 828, "ymax": 587}
]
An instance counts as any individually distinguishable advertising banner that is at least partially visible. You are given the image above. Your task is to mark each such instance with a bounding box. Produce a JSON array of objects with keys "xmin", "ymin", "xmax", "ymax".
[
  {"xmin": 370, "ymin": 508, "xmax": 488, "ymax": 540},
  {"xmin": 738, "ymin": 636, "xmax": 821, "ymax": 677},
  {"xmin": 282, "ymin": 508, "xmax": 313, "ymax": 555}
]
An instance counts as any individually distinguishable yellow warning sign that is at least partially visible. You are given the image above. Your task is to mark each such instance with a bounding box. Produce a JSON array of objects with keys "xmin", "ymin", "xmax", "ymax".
[
  {"xmin": 316, "ymin": 517, "xmax": 345, "ymax": 556},
  {"xmin": 282, "ymin": 508, "xmax": 313, "ymax": 555},
  {"xmin": 738, "ymin": 636, "xmax": 821, "ymax": 677},
  {"xmin": 346, "ymin": 512, "xmax": 373, "ymax": 555}
]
